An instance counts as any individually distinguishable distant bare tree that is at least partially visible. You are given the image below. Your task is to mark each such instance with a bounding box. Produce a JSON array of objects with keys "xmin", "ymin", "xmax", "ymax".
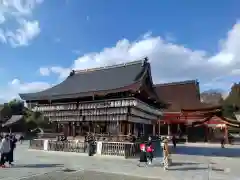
[
  {"xmin": 200, "ymin": 90, "xmax": 223, "ymax": 105},
  {"xmin": 222, "ymin": 83, "xmax": 240, "ymax": 119}
]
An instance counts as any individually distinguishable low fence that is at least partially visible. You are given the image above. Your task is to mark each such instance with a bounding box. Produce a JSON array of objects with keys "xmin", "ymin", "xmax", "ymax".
[
  {"xmin": 29, "ymin": 139, "xmax": 44, "ymax": 150},
  {"xmin": 101, "ymin": 142, "xmax": 140, "ymax": 158},
  {"xmin": 48, "ymin": 140, "xmax": 87, "ymax": 153},
  {"xmin": 29, "ymin": 139, "xmax": 140, "ymax": 158}
]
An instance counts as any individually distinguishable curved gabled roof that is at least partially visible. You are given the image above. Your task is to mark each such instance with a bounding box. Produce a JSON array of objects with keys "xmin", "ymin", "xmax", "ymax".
[
  {"xmin": 154, "ymin": 80, "xmax": 201, "ymax": 111},
  {"xmin": 20, "ymin": 59, "xmax": 149, "ymax": 101}
]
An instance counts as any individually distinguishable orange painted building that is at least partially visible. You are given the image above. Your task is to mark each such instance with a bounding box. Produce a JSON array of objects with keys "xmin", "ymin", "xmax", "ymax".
[{"xmin": 154, "ymin": 80, "xmax": 231, "ymax": 142}]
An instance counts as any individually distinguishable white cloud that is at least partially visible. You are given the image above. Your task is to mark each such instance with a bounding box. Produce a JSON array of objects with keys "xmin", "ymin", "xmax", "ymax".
[
  {"xmin": 39, "ymin": 67, "xmax": 50, "ymax": 76},
  {"xmin": 0, "ymin": 78, "xmax": 50, "ymax": 103},
  {"xmin": 3, "ymin": 21, "xmax": 240, "ymax": 103},
  {"xmin": 0, "ymin": 0, "xmax": 42, "ymax": 47},
  {"xmin": 0, "ymin": 29, "xmax": 7, "ymax": 43},
  {"xmin": 7, "ymin": 19, "xmax": 40, "ymax": 47},
  {"xmin": 35, "ymin": 21, "xmax": 240, "ymax": 93},
  {"xmin": 39, "ymin": 66, "xmax": 71, "ymax": 79},
  {"xmin": 0, "ymin": 13, "xmax": 5, "ymax": 24},
  {"xmin": 10, "ymin": 78, "xmax": 20, "ymax": 85},
  {"xmin": 50, "ymin": 66, "xmax": 71, "ymax": 79},
  {"xmin": 231, "ymin": 69, "xmax": 240, "ymax": 75},
  {"xmin": 67, "ymin": 22, "xmax": 239, "ymax": 87}
]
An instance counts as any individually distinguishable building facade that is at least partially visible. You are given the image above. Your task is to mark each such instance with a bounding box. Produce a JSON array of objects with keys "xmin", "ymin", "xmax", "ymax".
[{"xmin": 20, "ymin": 58, "xmax": 163, "ymax": 140}]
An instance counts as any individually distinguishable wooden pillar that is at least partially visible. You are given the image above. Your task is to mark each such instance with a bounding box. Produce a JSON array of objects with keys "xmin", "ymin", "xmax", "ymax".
[
  {"xmin": 119, "ymin": 122, "xmax": 122, "ymax": 134},
  {"xmin": 142, "ymin": 124, "xmax": 145, "ymax": 135},
  {"xmin": 185, "ymin": 114, "xmax": 189, "ymax": 142},
  {"xmin": 205, "ymin": 125, "xmax": 208, "ymax": 142},
  {"xmin": 93, "ymin": 122, "xmax": 96, "ymax": 133},
  {"xmin": 158, "ymin": 122, "xmax": 161, "ymax": 136},
  {"xmin": 133, "ymin": 123, "xmax": 138, "ymax": 136},
  {"xmin": 55, "ymin": 122, "xmax": 58, "ymax": 133},
  {"xmin": 63, "ymin": 123, "xmax": 68, "ymax": 137},
  {"xmin": 225, "ymin": 126, "xmax": 229, "ymax": 144},
  {"xmin": 121, "ymin": 122, "xmax": 125, "ymax": 135},
  {"xmin": 127, "ymin": 122, "xmax": 131, "ymax": 134},
  {"xmin": 72, "ymin": 122, "xmax": 76, "ymax": 137},
  {"xmin": 167, "ymin": 124, "xmax": 171, "ymax": 136},
  {"xmin": 152, "ymin": 124, "xmax": 156, "ymax": 136},
  {"xmin": 177, "ymin": 124, "xmax": 180, "ymax": 134},
  {"xmin": 68, "ymin": 122, "xmax": 71, "ymax": 136}
]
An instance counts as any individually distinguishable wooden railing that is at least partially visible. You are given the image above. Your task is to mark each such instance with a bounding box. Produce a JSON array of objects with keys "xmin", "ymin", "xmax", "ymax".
[
  {"xmin": 94, "ymin": 134, "xmax": 130, "ymax": 142},
  {"xmin": 37, "ymin": 133, "xmax": 64, "ymax": 139},
  {"xmin": 48, "ymin": 140, "xmax": 87, "ymax": 153},
  {"xmin": 29, "ymin": 139, "xmax": 44, "ymax": 150},
  {"xmin": 29, "ymin": 139, "xmax": 140, "ymax": 158},
  {"xmin": 101, "ymin": 142, "xmax": 140, "ymax": 158}
]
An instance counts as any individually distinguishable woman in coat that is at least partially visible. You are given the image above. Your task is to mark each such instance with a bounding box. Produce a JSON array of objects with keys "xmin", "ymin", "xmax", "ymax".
[
  {"xmin": 162, "ymin": 138, "xmax": 169, "ymax": 170},
  {"xmin": 0, "ymin": 135, "xmax": 11, "ymax": 168}
]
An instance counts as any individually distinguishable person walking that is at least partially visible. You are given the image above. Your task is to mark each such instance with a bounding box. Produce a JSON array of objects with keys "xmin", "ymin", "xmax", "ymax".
[
  {"xmin": 8, "ymin": 135, "xmax": 17, "ymax": 166},
  {"xmin": 146, "ymin": 136, "xmax": 154, "ymax": 165},
  {"xmin": 138, "ymin": 143, "xmax": 148, "ymax": 167},
  {"xmin": 172, "ymin": 135, "xmax": 177, "ymax": 149},
  {"xmin": 162, "ymin": 138, "xmax": 169, "ymax": 170},
  {"xmin": 0, "ymin": 135, "xmax": 11, "ymax": 168},
  {"xmin": 221, "ymin": 135, "xmax": 225, "ymax": 148},
  {"xmin": 19, "ymin": 135, "xmax": 24, "ymax": 144},
  {"xmin": 86, "ymin": 133, "xmax": 95, "ymax": 156}
]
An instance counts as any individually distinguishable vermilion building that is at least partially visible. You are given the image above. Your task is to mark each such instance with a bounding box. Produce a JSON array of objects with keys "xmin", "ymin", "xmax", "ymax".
[{"xmin": 154, "ymin": 80, "xmax": 237, "ymax": 142}]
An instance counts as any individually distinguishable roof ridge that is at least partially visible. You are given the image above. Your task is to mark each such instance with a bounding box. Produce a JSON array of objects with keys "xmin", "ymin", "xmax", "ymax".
[
  {"xmin": 155, "ymin": 80, "xmax": 197, "ymax": 87},
  {"xmin": 74, "ymin": 59, "xmax": 145, "ymax": 74}
]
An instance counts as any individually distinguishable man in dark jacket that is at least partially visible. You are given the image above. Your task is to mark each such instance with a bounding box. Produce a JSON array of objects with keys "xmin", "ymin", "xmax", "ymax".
[
  {"xmin": 172, "ymin": 135, "xmax": 177, "ymax": 148},
  {"xmin": 85, "ymin": 133, "xmax": 95, "ymax": 156},
  {"xmin": 8, "ymin": 135, "xmax": 17, "ymax": 166}
]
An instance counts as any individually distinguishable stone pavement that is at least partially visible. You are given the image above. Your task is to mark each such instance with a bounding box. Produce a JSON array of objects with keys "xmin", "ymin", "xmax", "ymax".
[{"xmin": 1, "ymin": 142, "xmax": 240, "ymax": 180}]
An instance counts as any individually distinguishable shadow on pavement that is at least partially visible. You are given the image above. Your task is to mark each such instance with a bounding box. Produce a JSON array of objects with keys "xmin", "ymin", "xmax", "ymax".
[
  {"xmin": 171, "ymin": 145, "xmax": 240, "ymax": 157},
  {"xmin": 168, "ymin": 167, "xmax": 208, "ymax": 171},
  {"xmin": 151, "ymin": 161, "xmax": 200, "ymax": 167},
  {"xmin": 12, "ymin": 163, "xmax": 64, "ymax": 168},
  {"xmin": 170, "ymin": 162, "xmax": 200, "ymax": 166}
]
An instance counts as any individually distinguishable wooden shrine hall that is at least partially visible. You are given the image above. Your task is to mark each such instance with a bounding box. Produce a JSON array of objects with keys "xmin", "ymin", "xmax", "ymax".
[
  {"xmin": 19, "ymin": 58, "xmax": 163, "ymax": 140},
  {"xmin": 154, "ymin": 80, "xmax": 240, "ymax": 142},
  {"xmin": 181, "ymin": 106, "xmax": 240, "ymax": 143},
  {"xmin": 154, "ymin": 80, "xmax": 204, "ymax": 137}
]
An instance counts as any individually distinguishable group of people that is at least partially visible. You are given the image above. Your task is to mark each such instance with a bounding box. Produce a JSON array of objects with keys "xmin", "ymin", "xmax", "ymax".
[
  {"xmin": 138, "ymin": 136, "xmax": 171, "ymax": 170},
  {"xmin": 0, "ymin": 134, "xmax": 18, "ymax": 168}
]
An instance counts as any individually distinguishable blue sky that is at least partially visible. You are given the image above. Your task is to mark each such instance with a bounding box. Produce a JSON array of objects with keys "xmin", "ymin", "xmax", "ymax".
[{"xmin": 0, "ymin": 0, "xmax": 240, "ymax": 102}]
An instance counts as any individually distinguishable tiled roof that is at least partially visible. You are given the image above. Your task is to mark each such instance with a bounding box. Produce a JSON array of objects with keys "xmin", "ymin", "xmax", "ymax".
[
  {"xmin": 20, "ymin": 59, "xmax": 150, "ymax": 101},
  {"xmin": 154, "ymin": 80, "xmax": 209, "ymax": 112},
  {"xmin": 1, "ymin": 115, "xmax": 23, "ymax": 127}
]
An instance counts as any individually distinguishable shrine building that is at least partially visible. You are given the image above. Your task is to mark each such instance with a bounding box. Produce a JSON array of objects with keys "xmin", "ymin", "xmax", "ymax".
[{"xmin": 19, "ymin": 58, "xmax": 163, "ymax": 141}]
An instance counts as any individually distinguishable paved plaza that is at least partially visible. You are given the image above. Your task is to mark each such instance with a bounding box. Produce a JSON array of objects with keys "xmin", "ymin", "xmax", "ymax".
[{"xmin": 1, "ymin": 142, "xmax": 240, "ymax": 180}]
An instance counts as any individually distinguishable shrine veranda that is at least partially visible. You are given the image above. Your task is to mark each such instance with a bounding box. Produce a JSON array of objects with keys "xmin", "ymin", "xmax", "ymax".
[{"xmin": 20, "ymin": 59, "xmax": 163, "ymax": 142}]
